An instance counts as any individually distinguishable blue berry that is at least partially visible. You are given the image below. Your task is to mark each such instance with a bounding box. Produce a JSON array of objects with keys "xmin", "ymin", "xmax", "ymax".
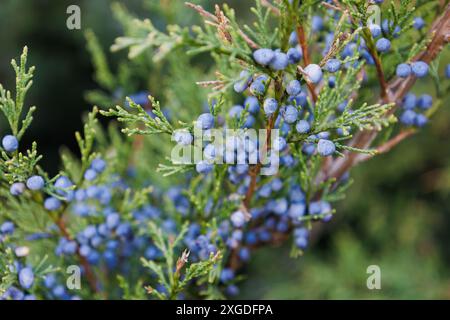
[
  {"xmin": 376, "ymin": 38, "xmax": 391, "ymax": 52},
  {"xmin": 446, "ymin": 64, "xmax": 450, "ymax": 78},
  {"xmin": 10, "ymin": 182, "xmax": 25, "ymax": 196},
  {"xmin": 18, "ymin": 267, "xmax": 34, "ymax": 289},
  {"xmin": 282, "ymin": 105, "xmax": 299, "ymax": 124},
  {"xmin": 63, "ymin": 241, "xmax": 77, "ymax": 255},
  {"xmin": 274, "ymin": 137, "xmax": 287, "ymax": 152},
  {"xmin": 2, "ymin": 135, "xmax": 19, "ymax": 152},
  {"xmin": 244, "ymin": 96, "xmax": 260, "ymax": 114},
  {"xmin": 250, "ymin": 80, "xmax": 266, "ymax": 96},
  {"xmin": 26, "ymin": 175, "xmax": 45, "ymax": 191},
  {"xmin": 396, "ymin": 63, "xmax": 411, "ymax": 78},
  {"xmin": 203, "ymin": 144, "xmax": 216, "ymax": 161},
  {"xmin": 369, "ymin": 24, "xmax": 382, "ymax": 38},
  {"xmin": 269, "ymin": 52, "xmax": 289, "ymax": 71},
  {"xmin": 196, "ymin": 160, "xmax": 213, "ymax": 174},
  {"xmin": 288, "ymin": 92, "xmax": 308, "ymax": 108},
  {"xmin": 286, "ymin": 80, "xmax": 301, "ymax": 96},
  {"xmin": 233, "ymin": 70, "xmax": 252, "ymax": 93},
  {"xmin": 304, "ymin": 64, "xmax": 323, "ymax": 84},
  {"xmin": 417, "ymin": 94, "xmax": 432, "ymax": 110},
  {"xmin": 382, "ymin": 19, "xmax": 401, "ymax": 38},
  {"xmin": 411, "ymin": 61, "xmax": 429, "ymax": 78},
  {"xmin": 220, "ymin": 268, "xmax": 235, "ymax": 282},
  {"xmin": 402, "ymin": 93, "xmax": 417, "ymax": 109},
  {"xmin": 287, "ymin": 47, "xmax": 302, "ymax": 64},
  {"xmin": 414, "ymin": 114, "xmax": 428, "ymax": 127},
  {"xmin": 228, "ymin": 105, "xmax": 244, "ymax": 119},
  {"xmin": 413, "ymin": 17, "xmax": 425, "ymax": 30},
  {"xmin": 295, "ymin": 236, "xmax": 308, "ymax": 249},
  {"xmin": 196, "ymin": 113, "xmax": 215, "ymax": 130},
  {"xmin": 317, "ymin": 139, "xmax": 336, "ymax": 156},
  {"xmin": 296, "ymin": 120, "xmax": 311, "ymax": 133},
  {"xmin": 127, "ymin": 91, "xmax": 149, "ymax": 107},
  {"xmin": 311, "ymin": 16, "xmax": 323, "ymax": 32},
  {"xmin": 400, "ymin": 110, "xmax": 417, "ymax": 126},
  {"xmin": 44, "ymin": 197, "xmax": 62, "ymax": 211},
  {"xmin": 325, "ymin": 59, "xmax": 341, "ymax": 73},
  {"xmin": 288, "ymin": 203, "xmax": 306, "ymax": 219},
  {"xmin": 231, "ymin": 210, "xmax": 246, "ymax": 228},
  {"xmin": 1, "ymin": 221, "xmax": 14, "ymax": 234},
  {"xmin": 263, "ymin": 98, "xmax": 278, "ymax": 115},
  {"xmin": 328, "ymin": 76, "xmax": 336, "ymax": 88},
  {"xmin": 173, "ymin": 130, "xmax": 193, "ymax": 146},
  {"xmin": 91, "ymin": 158, "xmax": 106, "ymax": 173},
  {"xmin": 84, "ymin": 169, "xmax": 97, "ymax": 181},
  {"xmin": 288, "ymin": 31, "xmax": 298, "ymax": 45},
  {"xmin": 253, "ymin": 48, "xmax": 274, "ymax": 66}
]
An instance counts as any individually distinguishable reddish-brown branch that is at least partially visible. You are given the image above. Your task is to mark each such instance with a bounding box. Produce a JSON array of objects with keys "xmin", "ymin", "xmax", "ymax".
[{"xmin": 322, "ymin": 4, "xmax": 450, "ymax": 183}]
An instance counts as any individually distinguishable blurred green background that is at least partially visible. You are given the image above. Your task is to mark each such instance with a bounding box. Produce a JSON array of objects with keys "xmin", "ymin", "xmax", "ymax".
[{"xmin": 0, "ymin": 0, "xmax": 449, "ymax": 299}]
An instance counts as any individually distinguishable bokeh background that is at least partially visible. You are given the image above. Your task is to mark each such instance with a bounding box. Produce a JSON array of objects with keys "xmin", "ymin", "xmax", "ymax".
[{"xmin": 0, "ymin": 0, "xmax": 449, "ymax": 299}]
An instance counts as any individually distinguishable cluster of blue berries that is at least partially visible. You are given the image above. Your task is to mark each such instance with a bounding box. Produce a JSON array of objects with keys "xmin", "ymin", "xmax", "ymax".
[
  {"xmin": 400, "ymin": 93, "xmax": 431, "ymax": 127},
  {"xmin": 0, "ymin": 221, "xmax": 37, "ymax": 300}
]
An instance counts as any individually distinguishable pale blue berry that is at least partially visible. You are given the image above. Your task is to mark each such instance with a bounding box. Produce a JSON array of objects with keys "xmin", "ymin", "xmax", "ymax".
[
  {"xmin": 417, "ymin": 94, "xmax": 432, "ymax": 110},
  {"xmin": 413, "ymin": 17, "xmax": 425, "ymax": 30},
  {"xmin": 287, "ymin": 47, "xmax": 302, "ymax": 64},
  {"xmin": 403, "ymin": 93, "xmax": 417, "ymax": 109},
  {"xmin": 396, "ymin": 63, "xmax": 411, "ymax": 78},
  {"xmin": 411, "ymin": 61, "xmax": 429, "ymax": 78},
  {"xmin": 26, "ymin": 175, "xmax": 45, "ymax": 191},
  {"xmin": 44, "ymin": 197, "xmax": 62, "ymax": 211},
  {"xmin": 269, "ymin": 52, "xmax": 289, "ymax": 71},
  {"xmin": 311, "ymin": 16, "xmax": 323, "ymax": 32},
  {"xmin": 2, "ymin": 135, "xmax": 19, "ymax": 152},
  {"xmin": 369, "ymin": 24, "xmax": 382, "ymax": 38},
  {"xmin": 288, "ymin": 31, "xmax": 298, "ymax": 45},
  {"xmin": 400, "ymin": 110, "xmax": 417, "ymax": 126},
  {"xmin": 325, "ymin": 59, "xmax": 341, "ymax": 73},
  {"xmin": 196, "ymin": 113, "xmax": 215, "ymax": 130},
  {"xmin": 244, "ymin": 96, "xmax": 260, "ymax": 114},
  {"xmin": 10, "ymin": 182, "xmax": 25, "ymax": 196},
  {"xmin": 173, "ymin": 130, "xmax": 193, "ymax": 146},
  {"xmin": 253, "ymin": 48, "xmax": 275, "ymax": 66},
  {"xmin": 283, "ymin": 105, "xmax": 299, "ymax": 124},
  {"xmin": 19, "ymin": 267, "xmax": 34, "ymax": 290},
  {"xmin": 263, "ymin": 98, "xmax": 278, "ymax": 115},
  {"xmin": 84, "ymin": 169, "xmax": 97, "ymax": 181},
  {"xmin": 304, "ymin": 64, "xmax": 323, "ymax": 84},
  {"xmin": 196, "ymin": 160, "xmax": 213, "ymax": 174},
  {"xmin": 415, "ymin": 114, "xmax": 428, "ymax": 127},
  {"xmin": 376, "ymin": 38, "xmax": 391, "ymax": 52},
  {"xmin": 106, "ymin": 213, "xmax": 120, "ymax": 229},
  {"xmin": 317, "ymin": 139, "xmax": 335, "ymax": 156},
  {"xmin": 233, "ymin": 70, "xmax": 252, "ymax": 93},
  {"xmin": 296, "ymin": 120, "xmax": 310, "ymax": 133},
  {"xmin": 1, "ymin": 221, "xmax": 14, "ymax": 234},
  {"xmin": 286, "ymin": 80, "xmax": 302, "ymax": 96},
  {"xmin": 231, "ymin": 210, "xmax": 246, "ymax": 228},
  {"xmin": 250, "ymin": 80, "xmax": 266, "ymax": 96},
  {"xmin": 91, "ymin": 158, "xmax": 106, "ymax": 173},
  {"xmin": 446, "ymin": 64, "xmax": 450, "ymax": 78}
]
